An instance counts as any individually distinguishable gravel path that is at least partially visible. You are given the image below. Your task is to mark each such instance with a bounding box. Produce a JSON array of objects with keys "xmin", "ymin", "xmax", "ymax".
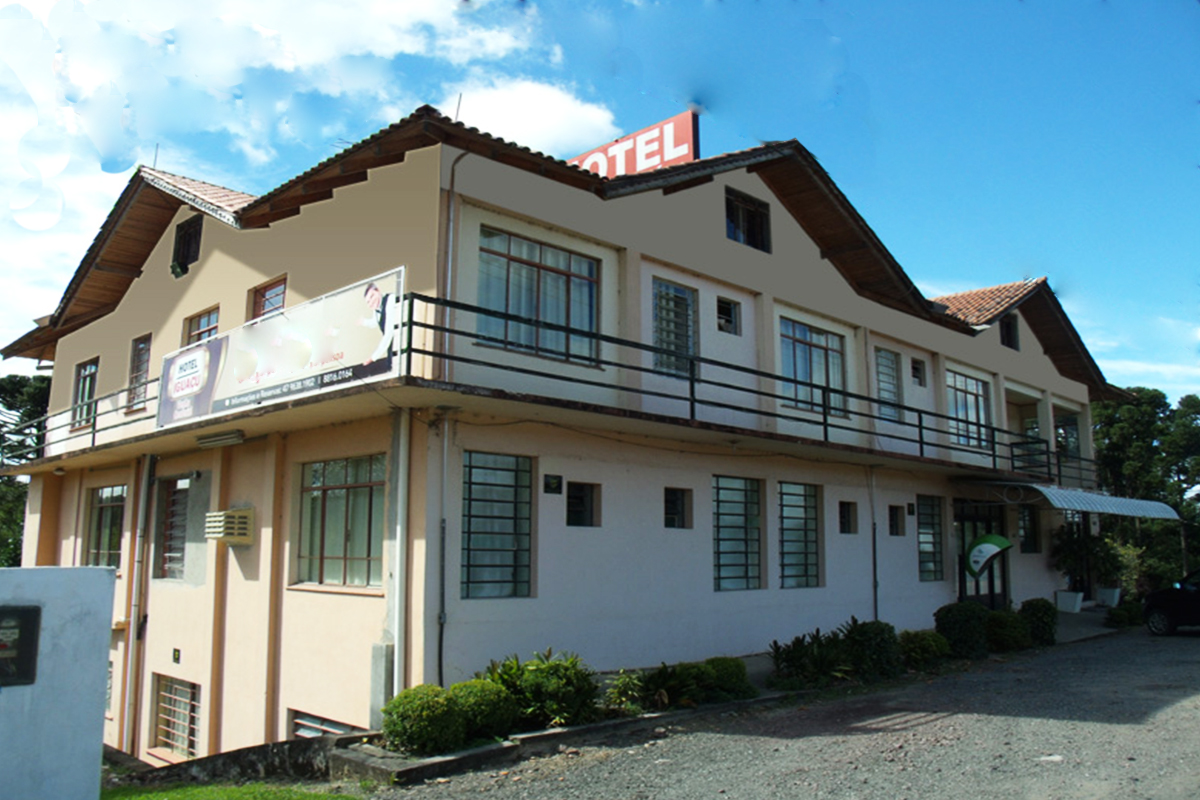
[{"xmin": 335, "ymin": 629, "xmax": 1200, "ymax": 800}]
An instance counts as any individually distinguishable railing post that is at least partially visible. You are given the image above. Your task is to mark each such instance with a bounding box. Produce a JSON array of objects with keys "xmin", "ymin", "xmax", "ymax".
[
  {"xmin": 405, "ymin": 294, "xmax": 415, "ymax": 378},
  {"xmin": 917, "ymin": 410, "xmax": 925, "ymax": 458},
  {"xmin": 688, "ymin": 358, "xmax": 697, "ymax": 421}
]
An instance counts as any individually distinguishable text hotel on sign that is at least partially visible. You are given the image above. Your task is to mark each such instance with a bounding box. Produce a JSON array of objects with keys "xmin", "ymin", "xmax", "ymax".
[{"xmin": 568, "ymin": 111, "xmax": 698, "ymax": 178}]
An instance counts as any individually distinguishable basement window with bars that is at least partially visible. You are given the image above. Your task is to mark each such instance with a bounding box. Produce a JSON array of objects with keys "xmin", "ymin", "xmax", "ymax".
[
  {"xmin": 713, "ymin": 475, "xmax": 762, "ymax": 592},
  {"xmin": 290, "ymin": 710, "xmax": 366, "ymax": 739},
  {"xmin": 298, "ymin": 455, "xmax": 386, "ymax": 587},
  {"xmin": 154, "ymin": 675, "xmax": 200, "ymax": 759},
  {"xmin": 462, "ymin": 451, "xmax": 533, "ymax": 599}
]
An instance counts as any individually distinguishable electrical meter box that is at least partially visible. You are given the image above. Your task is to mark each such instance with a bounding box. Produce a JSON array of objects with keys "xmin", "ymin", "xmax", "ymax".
[{"xmin": 0, "ymin": 605, "xmax": 41, "ymax": 686}]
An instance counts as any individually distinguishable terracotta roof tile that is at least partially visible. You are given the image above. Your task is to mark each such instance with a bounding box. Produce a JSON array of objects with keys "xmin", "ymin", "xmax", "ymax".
[
  {"xmin": 931, "ymin": 277, "xmax": 1046, "ymax": 326},
  {"xmin": 140, "ymin": 167, "xmax": 257, "ymax": 214}
]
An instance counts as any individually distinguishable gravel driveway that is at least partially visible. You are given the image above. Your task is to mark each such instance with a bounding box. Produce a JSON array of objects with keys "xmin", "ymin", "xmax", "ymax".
[{"xmin": 344, "ymin": 629, "xmax": 1200, "ymax": 800}]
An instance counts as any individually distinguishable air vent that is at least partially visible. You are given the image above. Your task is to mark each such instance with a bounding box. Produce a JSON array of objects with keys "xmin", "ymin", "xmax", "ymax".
[{"xmin": 204, "ymin": 508, "xmax": 254, "ymax": 545}]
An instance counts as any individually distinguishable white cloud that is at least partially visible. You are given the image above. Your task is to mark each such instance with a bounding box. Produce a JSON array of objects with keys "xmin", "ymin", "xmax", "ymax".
[{"xmin": 439, "ymin": 75, "xmax": 620, "ymax": 157}]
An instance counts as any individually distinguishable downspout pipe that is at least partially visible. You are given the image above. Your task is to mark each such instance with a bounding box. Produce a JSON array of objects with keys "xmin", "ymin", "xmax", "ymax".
[
  {"xmin": 865, "ymin": 465, "xmax": 880, "ymax": 622},
  {"xmin": 390, "ymin": 408, "xmax": 410, "ymax": 699},
  {"xmin": 123, "ymin": 453, "xmax": 156, "ymax": 753}
]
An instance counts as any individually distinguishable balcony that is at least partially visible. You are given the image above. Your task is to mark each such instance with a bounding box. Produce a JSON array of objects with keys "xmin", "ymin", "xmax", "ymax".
[{"xmin": 1, "ymin": 291, "xmax": 1098, "ymax": 488}]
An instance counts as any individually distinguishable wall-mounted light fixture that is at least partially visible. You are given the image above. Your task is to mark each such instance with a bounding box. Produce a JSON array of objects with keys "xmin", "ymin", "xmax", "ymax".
[
  {"xmin": 51, "ymin": 467, "xmax": 66, "ymax": 476},
  {"xmin": 169, "ymin": 261, "xmax": 189, "ymax": 279},
  {"xmin": 196, "ymin": 430, "xmax": 245, "ymax": 449}
]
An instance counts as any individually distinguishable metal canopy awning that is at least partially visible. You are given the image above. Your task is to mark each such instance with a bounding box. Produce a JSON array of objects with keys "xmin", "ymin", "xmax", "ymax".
[{"xmin": 1020, "ymin": 484, "xmax": 1179, "ymax": 520}]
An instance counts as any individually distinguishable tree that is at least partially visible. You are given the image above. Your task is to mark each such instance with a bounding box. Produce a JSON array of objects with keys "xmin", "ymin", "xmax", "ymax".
[{"xmin": 0, "ymin": 374, "xmax": 51, "ymax": 567}]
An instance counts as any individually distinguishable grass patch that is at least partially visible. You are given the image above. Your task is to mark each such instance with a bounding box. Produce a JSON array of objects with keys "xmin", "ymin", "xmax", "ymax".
[{"xmin": 101, "ymin": 783, "xmax": 357, "ymax": 800}]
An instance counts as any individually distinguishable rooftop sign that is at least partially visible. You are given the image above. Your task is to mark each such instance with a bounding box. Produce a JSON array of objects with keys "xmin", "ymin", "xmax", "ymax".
[{"xmin": 568, "ymin": 110, "xmax": 698, "ymax": 178}]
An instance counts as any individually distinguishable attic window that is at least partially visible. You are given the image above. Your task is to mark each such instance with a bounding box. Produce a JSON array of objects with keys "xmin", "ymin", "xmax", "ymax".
[
  {"xmin": 725, "ymin": 189, "xmax": 771, "ymax": 253},
  {"xmin": 999, "ymin": 313, "xmax": 1019, "ymax": 350},
  {"xmin": 171, "ymin": 215, "xmax": 203, "ymax": 278}
]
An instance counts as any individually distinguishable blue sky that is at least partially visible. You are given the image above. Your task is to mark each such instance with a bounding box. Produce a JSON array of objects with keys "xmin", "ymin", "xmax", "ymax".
[{"xmin": 1, "ymin": 0, "xmax": 1197, "ymax": 399}]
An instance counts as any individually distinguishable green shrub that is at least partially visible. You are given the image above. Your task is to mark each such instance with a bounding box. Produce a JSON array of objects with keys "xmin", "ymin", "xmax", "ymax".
[
  {"xmin": 986, "ymin": 610, "xmax": 1033, "ymax": 652},
  {"xmin": 1105, "ymin": 598, "xmax": 1144, "ymax": 628},
  {"xmin": 381, "ymin": 684, "xmax": 467, "ymax": 755},
  {"xmin": 704, "ymin": 656, "xmax": 759, "ymax": 701},
  {"xmin": 839, "ymin": 617, "xmax": 903, "ymax": 683},
  {"xmin": 898, "ymin": 629, "xmax": 951, "ymax": 671},
  {"xmin": 934, "ymin": 601, "xmax": 990, "ymax": 659},
  {"xmin": 768, "ymin": 628, "xmax": 852, "ymax": 689},
  {"xmin": 478, "ymin": 649, "xmax": 599, "ymax": 730},
  {"xmin": 447, "ymin": 679, "xmax": 518, "ymax": 740},
  {"xmin": 1018, "ymin": 597, "xmax": 1057, "ymax": 646},
  {"xmin": 642, "ymin": 661, "xmax": 718, "ymax": 708},
  {"xmin": 603, "ymin": 669, "xmax": 646, "ymax": 716}
]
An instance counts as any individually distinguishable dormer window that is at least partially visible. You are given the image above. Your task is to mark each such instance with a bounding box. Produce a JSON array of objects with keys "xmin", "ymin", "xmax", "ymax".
[
  {"xmin": 999, "ymin": 313, "xmax": 1020, "ymax": 350},
  {"xmin": 171, "ymin": 215, "xmax": 203, "ymax": 278}
]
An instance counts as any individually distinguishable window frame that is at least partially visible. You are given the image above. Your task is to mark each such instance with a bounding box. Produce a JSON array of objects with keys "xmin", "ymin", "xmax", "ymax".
[
  {"xmin": 716, "ymin": 297, "xmax": 741, "ymax": 335},
  {"xmin": 713, "ymin": 475, "xmax": 762, "ymax": 592},
  {"xmin": 251, "ymin": 277, "xmax": 287, "ymax": 320},
  {"xmin": 652, "ymin": 277, "xmax": 698, "ymax": 377},
  {"xmin": 1018, "ymin": 504, "xmax": 1040, "ymax": 554},
  {"xmin": 477, "ymin": 226, "xmax": 600, "ymax": 363},
  {"xmin": 725, "ymin": 188, "xmax": 771, "ymax": 253},
  {"xmin": 184, "ymin": 308, "xmax": 220, "ymax": 346},
  {"xmin": 172, "ymin": 215, "xmax": 203, "ymax": 274},
  {"xmin": 71, "ymin": 358, "xmax": 99, "ymax": 428},
  {"xmin": 780, "ymin": 317, "xmax": 847, "ymax": 415},
  {"xmin": 297, "ymin": 454, "xmax": 387, "ymax": 588},
  {"xmin": 664, "ymin": 487, "xmax": 693, "ymax": 529},
  {"xmin": 127, "ymin": 334, "xmax": 152, "ymax": 411},
  {"xmin": 566, "ymin": 482, "xmax": 600, "ymax": 527},
  {"xmin": 888, "ymin": 504, "xmax": 906, "ymax": 537},
  {"xmin": 154, "ymin": 675, "xmax": 200, "ymax": 759},
  {"xmin": 875, "ymin": 347, "xmax": 903, "ymax": 422},
  {"xmin": 999, "ymin": 313, "xmax": 1020, "ymax": 350},
  {"xmin": 86, "ymin": 485, "xmax": 127, "ymax": 568},
  {"xmin": 779, "ymin": 481, "xmax": 820, "ymax": 588},
  {"xmin": 946, "ymin": 370, "xmax": 992, "ymax": 449},
  {"xmin": 917, "ymin": 495, "xmax": 944, "ymax": 581},
  {"xmin": 158, "ymin": 477, "xmax": 190, "ymax": 580},
  {"xmin": 462, "ymin": 451, "xmax": 533, "ymax": 599},
  {"xmin": 838, "ymin": 501, "xmax": 858, "ymax": 534}
]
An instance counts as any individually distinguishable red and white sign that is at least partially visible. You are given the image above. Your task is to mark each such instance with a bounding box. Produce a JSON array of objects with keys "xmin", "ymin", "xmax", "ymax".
[{"xmin": 568, "ymin": 110, "xmax": 698, "ymax": 178}]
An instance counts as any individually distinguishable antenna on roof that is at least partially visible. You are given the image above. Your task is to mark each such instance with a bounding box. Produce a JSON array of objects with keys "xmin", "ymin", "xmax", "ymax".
[
  {"xmin": 454, "ymin": 93, "xmax": 463, "ymax": 121},
  {"xmin": 153, "ymin": 144, "xmax": 159, "ymax": 169}
]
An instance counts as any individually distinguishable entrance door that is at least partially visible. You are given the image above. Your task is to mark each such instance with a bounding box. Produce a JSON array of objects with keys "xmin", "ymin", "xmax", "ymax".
[{"xmin": 954, "ymin": 499, "xmax": 1009, "ymax": 609}]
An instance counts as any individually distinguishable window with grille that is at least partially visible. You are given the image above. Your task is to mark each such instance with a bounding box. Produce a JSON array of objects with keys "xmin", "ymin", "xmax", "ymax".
[
  {"xmin": 185, "ymin": 308, "xmax": 219, "ymax": 345},
  {"xmin": 477, "ymin": 226, "xmax": 599, "ymax": 362},
  {"xmin": 780, "ymin": 318, "xmax": 846, "ymax": 414},
  {"xmin": 725, "ymin": 188, "xmax": 771, "ymax": 252},
  {"xmin": 159, "ymin": 478, "xmax": 190, "ymax": 579},
  {"xmin": 298, "ymin": 454, "xmax": 386, "ymax": 587},
  {"xmin": 155, "ymin": 675, "xmax": 200, "ymax": 758},
  {"xmin": 917, "ymin": 495, "xmax": 944, "ymax": 581},
  {"xmin": 252, "ymin": 278, "xmax": 287, "ymax": 319},
  {"xmin": 713, "ymin": 475, "xmax": 761, "ymax": 591},
  {"xmin": 290, "ymin": 710, "xmax": 365, "ymax": 739},
  {"xmin": 946, "ymin": 371, "xmax": 991, "ymax": 448},
  {"xmin": 127, "ymin": 334, "xmax": 151, "ymax": 410},
  {"xmin": 87, "ymin": 485, "xmax": 126, "ymax": 568},
  {"xmin": 462, "ymin": 451, "xmax": 532, "ymax": 598},
  {"xmin": 875, "ymin": 348, "xmax": 903, "ymax": 421},
  {"xmin": 779, "ymin": 482, "xmax": 819, "ymax": 588},
  {"xmin": 71, "ymin": 358, "xmax": 99, "ymax": 427},
  {"xmin": 652, "ymin": 278, "xmax": 697, "ymax": 377}
]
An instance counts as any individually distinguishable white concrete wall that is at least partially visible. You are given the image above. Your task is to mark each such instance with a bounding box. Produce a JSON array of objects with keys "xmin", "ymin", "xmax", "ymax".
[{"xmin": 0, "ymin": 567, "xmax": 115, "ymax": 800}]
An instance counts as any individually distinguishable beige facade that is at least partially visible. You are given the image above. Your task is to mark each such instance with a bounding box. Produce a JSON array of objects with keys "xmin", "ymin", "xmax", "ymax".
[{"xmin": 4, "ymin": 106, "xmax": 1124, "ymax": 761}]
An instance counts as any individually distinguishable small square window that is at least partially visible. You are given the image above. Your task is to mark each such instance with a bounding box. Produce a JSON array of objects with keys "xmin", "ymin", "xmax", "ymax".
[
  {"xmin": 251, "ymin": 277, "xmax": 286, "ymax": 319},
  {"xmin": 716, "ymin": 298, "xmax": 741, "ymax": 335},
  {"xmin": 888, "ymin": 505, "xmax": 906, "ymax": 536},
  {"xmin": 664, "ymin": 487, "xmax": 693, "ymax": 529},
  {"xmin": 725, "ymin": 188, "xmax": 771, "ymax": 253},
  {"xmin": 567, "ymin": 482, "xmax": 600, "ymax": 527},
  {"xmin": 838, "ymin": 501, "xmax": 858, "ymax": 534},
  {"xmin": 911, "ymin": 358, "xmax": 927, "ymax": 387},
  {"xmin": 1000, "ymin": 313, "xmax": 1020, "ymax": 350},
  {"xmin": 185, "ymin": 308, "xmax": 219, "ymax": 345}
]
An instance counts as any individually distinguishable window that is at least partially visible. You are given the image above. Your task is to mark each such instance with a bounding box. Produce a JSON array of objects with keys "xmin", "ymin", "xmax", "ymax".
[
  {"xmin": 725, "ymin": 188, "xmax": 770, "ymax": 252},
  {"xmin": 252, "ymin": 278, "xmax": 287, "ymax": 319},
  {"xmin": 155, "ymin": 675, "xmax": 200, "ymax": 758},
  {"xmin": 875, "ymin": 348, "xmax": 903, "ymax": 421},
  {"xmin": 171, "ymin": 215, "xmax": 203, "ymax": 276},
  {"xmin": 72, "ymin": 358, "xmax": 99, "ymax": 427},
  {"xmin": 185, "ymin": 308, "xmax": 219, "ymax": 345},
  {"xmin": 1018, "ymin": 504, "xmax": 1040, "ymax": 554},
  {"xmin": 888, "ymin": 505, "xmax": 906, "ymax": 537},
  {"xmin": 290, "ymin": 710, "xmax": 365, "ymax": 739},
  {"xmin": 566, "ymin": 482, "xmax": 600, "ymax": 527},
  {"xmin": 462, "ymin": 451, "xmax": 532, "ymax": 598},
  {"xmin": 716, "ymin": 297, "xmax": 741, "ymax": 335},
  {"xmin": 779, "ymin": 482, "xmax": 819, "ymax": 588},
  {"xmin": 159, "ymin": 477, "xmax": 190, "ymax": 580},
  {"xmin": 478, "ymin": 226, "xmax": 599, "ymax": 362},
  {"xmin": 917, "ymin": 495, "xmax": 944, "ymax": 581},
  {"xmin": 298, "ymin": 455, "xmax": 386, "ymax": 587},
  {"xmin": 87, "ymin": 485, "xmax": 126, "ymax": 568},
  {"xmin": 999, "ymin": 313, "xmax": 1020, "ymax": 350},
  {"xmin": 664, "ymin": 487, "xmax": 693, "ymax": 529},
  {"xmin": 946, "ymin": 370, "xmax": 991, "ymax": 448},
  {"xmin": 780, "ymin": 318, "xmax": 846, "ymax": 413},
  {"xmin": 713, "ymin": 475, "xmax": 762, "ymax": 591},
  {"xmin": 127, "ymin": 334, "xmax": 151, "ymax": 410},
  {"xmin": 911, "ymin": 358, "xmax": 927, "ymax": 387},
  {"xmin": 652, "ymin": 278, "xmax": 697, "ymax": 377},
  {"xmin": 1056, "ymin": 414, "xmax": 1081, "ymax": 459},
  {"xmin": 838, "ymin": 501, "xmax": 858, "ymax": 534}
]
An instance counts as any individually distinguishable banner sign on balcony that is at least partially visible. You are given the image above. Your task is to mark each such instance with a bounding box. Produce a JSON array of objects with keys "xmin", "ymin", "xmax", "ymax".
[
  {"xmin": 965, "ymin": 533, "xmax": 1013, "ymax": 578},
  {"xmin": 156, "ymin": 267, "xmax": 405, "ymax": 428},
  {"xmin": 567, "ymin": 110, "xmax": 698, "ymax": 178}
]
